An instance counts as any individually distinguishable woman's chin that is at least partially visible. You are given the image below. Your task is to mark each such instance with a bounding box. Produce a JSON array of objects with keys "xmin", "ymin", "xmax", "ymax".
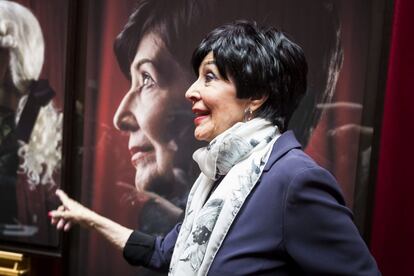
[{"xmin": 194, "ymin": 129, "xmax": 212, "ymax": 142}]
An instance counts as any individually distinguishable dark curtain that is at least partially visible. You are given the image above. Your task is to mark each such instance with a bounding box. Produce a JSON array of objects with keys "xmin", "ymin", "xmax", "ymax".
[{"xmin": 371, "ymin": 0, "xmax": 414, "ymax": 275}]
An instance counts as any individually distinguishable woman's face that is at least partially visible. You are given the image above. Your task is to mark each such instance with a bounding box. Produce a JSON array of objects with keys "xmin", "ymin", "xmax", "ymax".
[
  {"xmin": 185, "ymin": 52, "xmax": 250, "ymax": 142},
  {"xmin": 113, "ymin": 32, "xmax": 191, "ymax": 194}
]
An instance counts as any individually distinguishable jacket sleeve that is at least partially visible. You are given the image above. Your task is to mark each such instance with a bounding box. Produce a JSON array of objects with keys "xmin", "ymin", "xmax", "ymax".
[
  {"xmin": 283, "ymin": 166, "xmax": 381, "ymax": 275},
  {"xmin": 123, "ymin": 223, "xmax": 182, "ymax": 272}
]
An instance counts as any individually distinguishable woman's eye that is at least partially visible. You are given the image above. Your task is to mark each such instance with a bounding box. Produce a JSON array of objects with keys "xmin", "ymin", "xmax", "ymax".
[
  {"xmin": 205, "ymin": 72, "xmax": 216, "ymax": 83},
  {"xmin": 142, "ymin": 73, "xmax": 155, "ymax": 88}
]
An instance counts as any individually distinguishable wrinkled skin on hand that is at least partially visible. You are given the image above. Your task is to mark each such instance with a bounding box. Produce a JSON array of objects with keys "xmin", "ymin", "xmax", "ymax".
[{"xmin": 49, "ymin": 189, "xmax": 96, "ymax": 231}]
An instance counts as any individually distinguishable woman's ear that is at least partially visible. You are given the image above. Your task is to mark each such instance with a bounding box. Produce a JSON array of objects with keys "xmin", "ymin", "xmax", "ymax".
[{"xmin": 249, "ymin": 95, "xmax": 269, "ymax": 112}]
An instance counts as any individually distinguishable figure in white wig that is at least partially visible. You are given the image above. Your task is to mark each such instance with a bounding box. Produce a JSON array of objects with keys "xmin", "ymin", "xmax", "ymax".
[{"xmin": 0, "ymin": 1, "xmax": 62, "ymax": 223}]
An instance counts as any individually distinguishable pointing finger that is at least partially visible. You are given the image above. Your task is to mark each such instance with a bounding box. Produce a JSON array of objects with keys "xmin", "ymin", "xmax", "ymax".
[{"xmin": 55, "ymin": 189, "xmax": 71, "ymax": 207}]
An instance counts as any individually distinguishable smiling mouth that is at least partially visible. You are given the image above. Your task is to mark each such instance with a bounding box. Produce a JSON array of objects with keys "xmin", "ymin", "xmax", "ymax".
[
  {"xmin": 193, "ymin": 109, "xmax": 210, "ymax": 125},
  {"xmin": 130, "ymin": 145, "xmax": 155, "ymax": 167}
]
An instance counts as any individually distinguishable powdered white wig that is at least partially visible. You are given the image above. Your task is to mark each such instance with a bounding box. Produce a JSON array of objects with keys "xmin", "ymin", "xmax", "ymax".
[
  {"xmin": 16, "ymin": 95, "xmax": 63, "ymax": 187},
  {"xmin": 0, "ymin": 0, "xmax": 44, "ymax": 92},
  {"xmin": 0, "ymin": 1, "xmax": 61, "ymax": 187}
]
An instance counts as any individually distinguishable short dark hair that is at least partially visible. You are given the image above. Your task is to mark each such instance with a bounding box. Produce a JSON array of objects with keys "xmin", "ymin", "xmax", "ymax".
[
  {"xmin": 191, "ymin": 21, "xmax": 308, "ymax": 132},
  {"xmin": 114, "ymin": 0, "xmax": 223, "ymax": 79}
]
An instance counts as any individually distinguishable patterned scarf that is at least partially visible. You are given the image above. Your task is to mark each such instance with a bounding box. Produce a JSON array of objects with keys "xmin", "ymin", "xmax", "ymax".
[{"xmin": 169, "ymin": 118, "xmax": 280, "ymax": 275}]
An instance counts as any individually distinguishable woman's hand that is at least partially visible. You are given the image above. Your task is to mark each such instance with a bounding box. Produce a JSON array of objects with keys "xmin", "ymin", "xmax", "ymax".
[
  {"xmin": 49, "ymin": 189, "xmax": 97, "ymax": 231},
  {"xmin": 49, "ymin": 189, "xmax": 133, "ymax": 250}
]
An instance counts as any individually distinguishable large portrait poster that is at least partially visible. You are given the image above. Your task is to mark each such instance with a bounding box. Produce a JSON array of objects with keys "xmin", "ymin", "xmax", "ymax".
[
  {"xmin": 74, "ymin": 0, "xmax": 389, "ymax": 275},
  {"xmin": 0, "ymin": 0, "xmax": 69, "ymax": 255}
]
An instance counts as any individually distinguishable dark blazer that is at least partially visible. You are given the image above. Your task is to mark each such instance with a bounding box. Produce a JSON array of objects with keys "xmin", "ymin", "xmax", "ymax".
[{"xmin": 124, "ymin": 131, "xmax": 380, "ymax": 275}]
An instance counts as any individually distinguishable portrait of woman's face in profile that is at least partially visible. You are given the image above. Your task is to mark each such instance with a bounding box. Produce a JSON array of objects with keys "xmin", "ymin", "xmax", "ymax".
[{"xmin": 113, "ymin": 31, "xmax": 192, "ymax": 196}]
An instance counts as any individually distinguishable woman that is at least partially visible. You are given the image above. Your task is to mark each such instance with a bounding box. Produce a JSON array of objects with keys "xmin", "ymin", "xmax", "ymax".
[{"xmin": 51, "ymin": 21, "xmax": 379, "ymax": 275}]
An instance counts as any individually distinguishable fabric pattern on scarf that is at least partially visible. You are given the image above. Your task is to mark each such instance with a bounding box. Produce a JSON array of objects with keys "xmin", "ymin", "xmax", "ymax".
[{"xmin": 169, "ymin": 118, "xmax": 280, "ymax": 275}]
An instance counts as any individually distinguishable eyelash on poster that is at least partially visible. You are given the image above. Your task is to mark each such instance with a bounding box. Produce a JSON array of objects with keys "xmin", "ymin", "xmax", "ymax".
[{"xmin": 138, "ymin": 72, "xmax": 155, "ymax": 92}]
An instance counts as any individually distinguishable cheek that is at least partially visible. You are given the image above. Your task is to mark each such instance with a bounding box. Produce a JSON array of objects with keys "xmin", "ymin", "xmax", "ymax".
[
  {"xmin": 211, "ymin": 104, "xmax": 245, "ymax": 137},
  {"xmin": 139, "ymin": 91, "xmax": 175, "ymax": 142},
  {"xmin": 213, "ymin": 101, "xmax": 242, "ymax": 122},
  {"xmin": 156, "ymin": 141, "xmax": 176, "ymax": 165}
]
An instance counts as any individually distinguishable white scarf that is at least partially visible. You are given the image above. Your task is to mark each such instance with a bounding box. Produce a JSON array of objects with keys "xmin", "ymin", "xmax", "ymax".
[{"xmin": 169, "ymin": 118, "xmax": 280, "ymax": 275}]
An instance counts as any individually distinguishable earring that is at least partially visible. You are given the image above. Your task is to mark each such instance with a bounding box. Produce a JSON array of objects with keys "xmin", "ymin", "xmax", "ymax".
[{"xmin": 243, "ymin": 107, "xmax": 253, "ymax": 122}]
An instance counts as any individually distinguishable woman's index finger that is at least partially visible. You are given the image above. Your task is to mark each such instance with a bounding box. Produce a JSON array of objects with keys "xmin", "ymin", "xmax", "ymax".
[{"xmin": 55, "ymin": 189, "xmax": 71, "ymax": 206}]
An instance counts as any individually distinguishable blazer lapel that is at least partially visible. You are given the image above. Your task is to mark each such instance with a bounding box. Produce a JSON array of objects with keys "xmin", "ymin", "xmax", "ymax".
[{"xmin": 263, "ymin": 130, "xmax": 302, "ymax": 172}]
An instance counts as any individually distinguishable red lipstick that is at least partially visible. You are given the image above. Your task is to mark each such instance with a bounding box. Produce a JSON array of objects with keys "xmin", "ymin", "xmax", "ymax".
[{"xmin": 192, "ymin": 108, "xmax": 210, "ymax": 125}]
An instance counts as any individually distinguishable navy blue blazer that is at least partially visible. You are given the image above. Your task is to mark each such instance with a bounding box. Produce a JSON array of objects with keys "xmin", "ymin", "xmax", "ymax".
[{"xmin": 124, "ymin": 131, "xmax": 380, "ymax": 275}]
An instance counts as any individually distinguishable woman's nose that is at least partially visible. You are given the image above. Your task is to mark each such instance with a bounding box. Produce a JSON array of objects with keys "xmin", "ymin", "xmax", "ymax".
[
  {"xmin": 185, "ymin": 81, "xmax": 200, "ymax": 104},
  {"xmin": 113, "ymin": 91, "xmax": 139, "ymax": 132}
]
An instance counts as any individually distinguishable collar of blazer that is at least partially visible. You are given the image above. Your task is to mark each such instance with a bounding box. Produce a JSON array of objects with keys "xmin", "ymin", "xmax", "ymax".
[{"xmin": 263, "ymin": 130, "xmax": 302, "ymax": 172}]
